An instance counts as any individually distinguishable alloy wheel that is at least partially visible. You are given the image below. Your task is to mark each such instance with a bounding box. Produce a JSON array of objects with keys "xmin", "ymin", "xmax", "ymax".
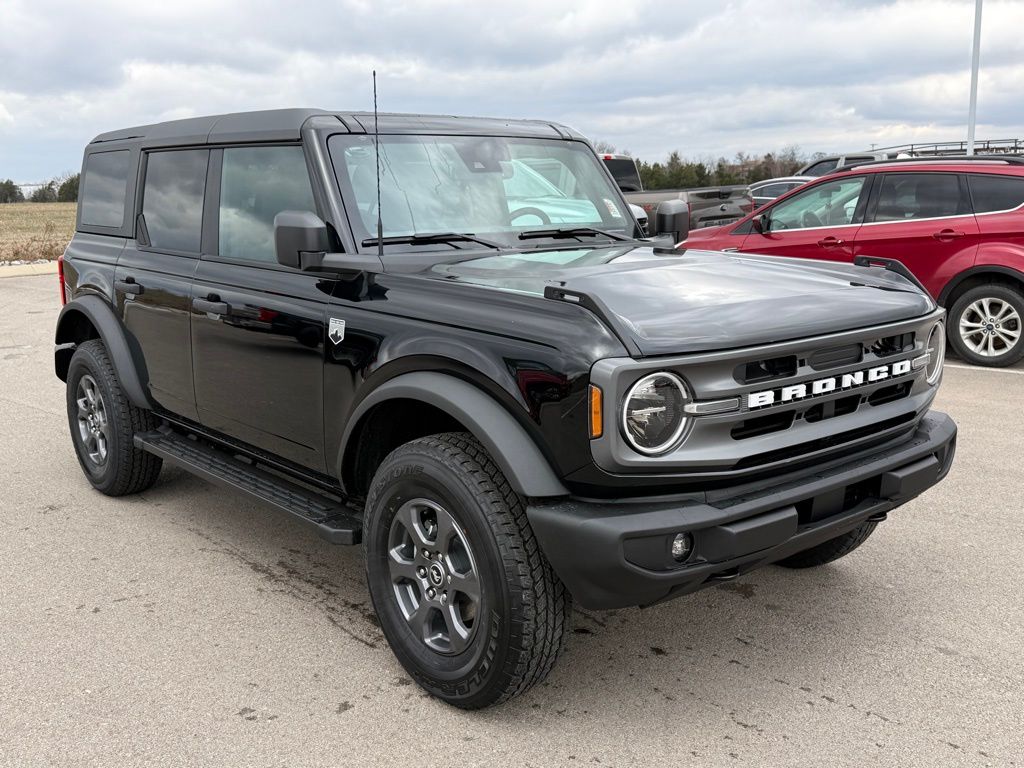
[
  {"xmin": 387, "ymin": 498, "xmax": 481, "ymax": 655},
  {"xmin": 75, "ymin": 374, "xmax": 110, "ymax": 467},
  {"xmin": 958, "ymin": 298, "xmax": 1022, "ymax": 358}
]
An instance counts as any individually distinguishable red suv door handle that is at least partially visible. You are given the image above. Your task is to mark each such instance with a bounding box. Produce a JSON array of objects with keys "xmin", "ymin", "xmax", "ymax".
[
  {"xmin": 817, "ymin": 236, "xmax": 845, "ymax": 247},
  {"xmin": 932, "ymin": 229, "xmax": 966, "ymax": 241}
]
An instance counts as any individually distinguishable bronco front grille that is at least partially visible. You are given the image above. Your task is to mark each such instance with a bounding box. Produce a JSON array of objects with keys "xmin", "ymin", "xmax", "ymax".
[{"xmin": 588, "ymin": 311, "xmax": 943, "ymax": 477}]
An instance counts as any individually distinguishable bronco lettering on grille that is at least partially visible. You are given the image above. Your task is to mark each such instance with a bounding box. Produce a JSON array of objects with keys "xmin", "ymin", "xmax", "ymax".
[{"xmin": 747, "ymin": 359, "xmax": 912, "ymax": 409}]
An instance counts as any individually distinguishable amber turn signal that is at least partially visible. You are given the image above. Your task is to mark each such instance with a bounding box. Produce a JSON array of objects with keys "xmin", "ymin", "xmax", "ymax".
[{"xmin": 589, "ymin": 384, "xmax": 603, "ymax": 439}]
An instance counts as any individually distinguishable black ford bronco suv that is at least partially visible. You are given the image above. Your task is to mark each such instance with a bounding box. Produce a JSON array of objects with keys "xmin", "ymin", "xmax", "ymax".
[{"xmin": 56, "ymin": 109, "xmax": 956, "ymax": 708}]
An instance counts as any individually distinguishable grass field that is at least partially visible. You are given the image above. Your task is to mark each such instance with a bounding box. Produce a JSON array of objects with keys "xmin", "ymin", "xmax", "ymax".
[{"xmin": 0, "ymin": 203, "xmax": 77, "ymax": 263}]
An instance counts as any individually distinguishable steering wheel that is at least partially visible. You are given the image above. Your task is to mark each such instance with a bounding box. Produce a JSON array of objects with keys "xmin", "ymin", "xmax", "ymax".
[
  {"xmin": 509, "ymin": 207, "xmax": 552, "ymax": 225},
  {"xmin": 801, "ymin": 210, "xmax": 823, "ymax": 228}
]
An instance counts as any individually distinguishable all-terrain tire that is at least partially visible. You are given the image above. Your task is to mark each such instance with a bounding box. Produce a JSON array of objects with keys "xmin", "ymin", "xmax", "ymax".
[
  {"xmin": 775, "ymin": 521, "xmax": 878, "ymax": 569},
  {"xmin": 65, "ymin": 339, "xmax": 162, "ymax": 496},
  {"xmin": 363, "ymin": 432, "xmax": 570, "ymax": 709}
]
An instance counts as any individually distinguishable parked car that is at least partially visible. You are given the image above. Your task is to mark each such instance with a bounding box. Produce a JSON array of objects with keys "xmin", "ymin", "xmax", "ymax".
[
  {"xmin": 682, "ymin": 156, "xmax": 1024, "ymax": 366},
  {"xmin": 56, "ymin": 109, "xmax": 955, "ymax": 708},
  {"xmin": 798, "ymin": 152, "xmax": 899, "ymax": 177},
  {"xmin": 749, "ymin": 176, "xmax": 814, "ymax": 208}
]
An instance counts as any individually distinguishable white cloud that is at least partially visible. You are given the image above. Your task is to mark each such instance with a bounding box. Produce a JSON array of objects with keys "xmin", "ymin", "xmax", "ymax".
[{"xmin": 0, "ymin": 0, "xmax": 1022, "ymax": 180}]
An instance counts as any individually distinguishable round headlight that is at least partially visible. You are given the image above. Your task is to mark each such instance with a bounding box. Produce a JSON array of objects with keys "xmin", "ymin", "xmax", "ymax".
[
  {"xmin": 926, "ymin": 322, "xmax": 945, "ymax": 384},
  {"xmin": 621, "ymin": 372, "xmax": 690, "ymax": 455}
]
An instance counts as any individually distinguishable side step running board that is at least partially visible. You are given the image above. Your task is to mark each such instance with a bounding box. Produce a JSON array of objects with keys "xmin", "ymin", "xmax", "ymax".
[{"xmin": 134, "ymin": 429, "xmax": 362, "ymax": 545}]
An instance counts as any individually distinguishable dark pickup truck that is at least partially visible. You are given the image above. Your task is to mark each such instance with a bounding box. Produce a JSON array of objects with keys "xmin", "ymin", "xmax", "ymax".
[
  {"xmin": 600, "ymin": 153, "xmax": 753, "ymax": 230},
  {"xmin": 56, "ymin": 109, "xmax": 955, "ymax": 709}
]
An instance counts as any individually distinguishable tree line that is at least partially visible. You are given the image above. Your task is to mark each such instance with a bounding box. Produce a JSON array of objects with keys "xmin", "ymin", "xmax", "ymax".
[
  {"xmin": 0, "ymin": 173, "xmax": 79, "ymax": 204},
  {"xmin": 594, "ymin": 143, "xmax": 816, "ymax": 189}
]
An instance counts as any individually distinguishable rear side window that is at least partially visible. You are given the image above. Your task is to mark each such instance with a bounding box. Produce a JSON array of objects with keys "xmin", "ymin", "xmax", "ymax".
[
  {"xmin": 80, "ymin": 150, "xmax": 131, "ymax": 228},
  {"xmin": 218, "ymin": 146, "xmax": 316, "ymax": 263},
  {"xmin": 969, "ymin": 174, "xmax": 1024, "ymax": 213},
  {"xmin": 142, "ymin": 149, "xmax": 208, "ymax": 253},
  {"xmin": 873, "ymin": 173, "xmax": 965, "ymax": 221}
]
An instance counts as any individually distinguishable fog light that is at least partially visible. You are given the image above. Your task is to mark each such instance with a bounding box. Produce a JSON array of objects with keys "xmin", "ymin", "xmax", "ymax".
[{"xmin": 671, "ymin": 532, "xmax": 694, "ymax": 562}]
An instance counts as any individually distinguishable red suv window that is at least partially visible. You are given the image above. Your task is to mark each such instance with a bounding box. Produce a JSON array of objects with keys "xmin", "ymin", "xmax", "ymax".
[{"xmin": 969, "ymin": 174, "xmax": 1024, "ymax": 213}]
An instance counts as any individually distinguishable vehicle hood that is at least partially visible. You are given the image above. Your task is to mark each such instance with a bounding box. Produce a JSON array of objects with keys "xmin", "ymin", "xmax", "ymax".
[{"xmin": 428, "ymin": 244, "xmax": 935, "ymax": 357}]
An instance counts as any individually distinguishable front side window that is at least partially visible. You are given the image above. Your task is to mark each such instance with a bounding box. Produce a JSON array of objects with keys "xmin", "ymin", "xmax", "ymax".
[
  {"xmin": 329, "ymin": 134, "xmax": 629, "ymax": 248},
  {"xmin": 969, "ymin": 174, "xmax": 1024, "ymax": 213},
  {"xmin": 767, "ymin": 177, "xmax": 865, "ymax": 230},
  {"xmin": 80, "ymin": 150, "xmax": 131, "ymax": 228},
  {"xmin": 219, "ymin": 146, "xmax": 317, "ymax": 263},
  {"xmin": 872, "ymin": 174, "xmax": 964, "ymax": 222},
  {"xmin": 142, "ymin": 149, "xmax": 208, "ymax": 253}
]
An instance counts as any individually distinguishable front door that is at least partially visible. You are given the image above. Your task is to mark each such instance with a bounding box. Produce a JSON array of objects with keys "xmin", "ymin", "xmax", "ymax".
[
  {"xmin": 190, "ymin": 145, "xmax": 334, "ymax": 472},
  {"xmin": 741, "ymin": 175, "xmax": 868, "ymax": 262}
]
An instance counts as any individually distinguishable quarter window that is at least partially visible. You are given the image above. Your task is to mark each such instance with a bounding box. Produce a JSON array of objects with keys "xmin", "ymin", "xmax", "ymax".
[
  {"xmin": 969, "ymin": 174, "xmax": 1024, "ymax": 213},
  {"xmin": 802, "ymin": 158, "xmax": 839, "ymax": 177},
  {"xmin": 142, "ymin": 150, "xmax": 208, "ymax": 253},
  {"xmin": 80, "ymin": 150, "xmax": 131, "ymax": 228},
  {"xmin": 767, "ymin": 177, "xmax": 865, "ymax": 230},
  {"xmin": 219, "ymin": 146, "xmax": 317, "ymax": 263},
  {"xmin": 873, "ymin": 174, "xmax": 964, "ymax": 222}
]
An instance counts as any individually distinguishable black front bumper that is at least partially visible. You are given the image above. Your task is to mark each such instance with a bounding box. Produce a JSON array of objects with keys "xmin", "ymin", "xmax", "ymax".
[{"xmin": 527, "ymin": 412, "xmax": 956, "ymax": 610}]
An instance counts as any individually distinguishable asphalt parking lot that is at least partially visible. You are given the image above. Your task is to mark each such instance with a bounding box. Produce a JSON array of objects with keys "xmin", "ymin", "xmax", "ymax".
[{"xmin": 1, "ymin": 273, "xmax": 1022, "ymax": 768}]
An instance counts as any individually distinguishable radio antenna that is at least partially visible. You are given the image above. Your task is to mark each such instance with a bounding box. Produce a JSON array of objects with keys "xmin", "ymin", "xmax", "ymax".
[{"xmin": 373, "ymin": 69, "xmax": 384, "ymax": 258}]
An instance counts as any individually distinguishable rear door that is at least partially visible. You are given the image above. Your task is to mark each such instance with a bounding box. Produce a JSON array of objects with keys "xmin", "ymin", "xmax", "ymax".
[
  {"xmin": 853, "ymin": 172, "xmax": 979, "ymax": 298},
  {"xmin": 968, "ymin": 172, "xmax": 1024, "ymax": 263},
  {"xmin": 116, "ymin": 149, "xmax": 206, "ymax": 420},
  {"xmin": 740, "ymin": 175, "xmax": 868, "ymax": 261},
  {"xmin": 189, "ymin": 144, "xmax": 334, "ymax": 472}
]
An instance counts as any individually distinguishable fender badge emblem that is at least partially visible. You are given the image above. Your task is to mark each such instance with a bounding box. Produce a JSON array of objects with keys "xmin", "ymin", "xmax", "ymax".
[{"xmin": 328, "ymin": 317, "xmax": 346, "ymax": 345}]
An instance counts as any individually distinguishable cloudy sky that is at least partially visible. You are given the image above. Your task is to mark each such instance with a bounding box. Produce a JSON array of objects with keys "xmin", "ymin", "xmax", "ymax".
[{"xmin": 1, "ymin": 0, "xmax": 1022, "ymax": 181}]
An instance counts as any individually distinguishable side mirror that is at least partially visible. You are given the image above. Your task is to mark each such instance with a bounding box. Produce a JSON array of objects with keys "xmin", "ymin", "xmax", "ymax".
[
  {"xmin": 752, "ymin": 213, "xmax": 769, "ymax": 234},
  {"xmin": 654, "ymin": 200, "xmax": 690, "ymax": 244},
  {"xmin": 274, "ymin": 210, "xmax": 330, "ymax": 269}
]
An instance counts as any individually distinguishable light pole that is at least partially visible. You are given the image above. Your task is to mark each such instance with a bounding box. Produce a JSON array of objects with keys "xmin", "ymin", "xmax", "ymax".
[{"xmin": 966, "ymin": 0, "xmax": 983, "ymax": 155}]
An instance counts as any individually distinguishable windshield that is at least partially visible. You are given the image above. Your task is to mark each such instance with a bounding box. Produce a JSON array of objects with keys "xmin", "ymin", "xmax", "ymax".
[{"xmin": 328, "ymin": 134, "xmax": 634, "ymax": 249}]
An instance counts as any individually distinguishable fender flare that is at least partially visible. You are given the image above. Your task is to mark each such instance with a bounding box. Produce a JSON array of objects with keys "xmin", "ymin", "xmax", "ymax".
[
  {"xmin": 339, "ymin": 372, "xmax": 569, "ymax": 498},
  {"xmin": 54, "ymin": 294, "xmax": 152, "ymax": 409}
]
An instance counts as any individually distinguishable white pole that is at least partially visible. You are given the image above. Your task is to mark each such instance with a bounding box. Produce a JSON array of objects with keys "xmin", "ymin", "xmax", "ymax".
[{"xmin": 966, "ymin": 0, "xmax": 983, "ymax": 155}]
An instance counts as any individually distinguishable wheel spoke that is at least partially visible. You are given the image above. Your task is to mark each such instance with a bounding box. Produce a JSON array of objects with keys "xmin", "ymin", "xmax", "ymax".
[
  {"xmin": 387, "ymin": 547, "xmax": 419, "ymax": 583},
  {"xmin": 446, "ymin": 568, "xmax": 481, "ymax": 601},
  {"xmin": 441, "ymin": 602, "xmax": 472, "ymax": 654},
  {"xmin": 394, "ymin": 501, "xmax": 435, "ymax": 549},
  {"xmin": 995, "ymin": 302, "xmax": 1015, "ymax": 321}
]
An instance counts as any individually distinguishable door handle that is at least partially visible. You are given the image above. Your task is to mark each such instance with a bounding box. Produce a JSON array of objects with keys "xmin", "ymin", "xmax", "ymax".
[
  {"xmin": 193, "ymin": 295, "xmax": 230, "ymax": 315},
  {"xmin": 932, "ymin": 229, "xmax": 966, "ymax": 241},
  {"xmin": 115, "ymin": 278, "xmax": 144, "ymax": 296},
  {"xmin": 817, "ymin": 236, "xmax": 845, "ymax": 247}
]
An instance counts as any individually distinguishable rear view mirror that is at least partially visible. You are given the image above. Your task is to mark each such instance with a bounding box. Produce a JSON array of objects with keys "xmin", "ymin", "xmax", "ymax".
[
  {"xmin": 654, "ymin": 200, "xmax": 690, "ymax": 244},
  {"xmin": 752, "ymin": 213, "xmax": 769, "ymax": 234},
  {"xmin": 274, "ymin": 210, "xmax": 330, "ymax": 269}
]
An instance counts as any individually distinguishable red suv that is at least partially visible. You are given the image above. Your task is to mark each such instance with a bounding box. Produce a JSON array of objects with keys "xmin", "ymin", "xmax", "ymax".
[{"xmin": 683, "ymin": 157, "xmax": 1024, "ymax": 366}]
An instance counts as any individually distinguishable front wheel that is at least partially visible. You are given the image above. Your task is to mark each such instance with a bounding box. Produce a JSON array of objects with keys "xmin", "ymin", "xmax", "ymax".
[
  {"xmin": 948, "ymin": 284, "xmax": 1024, "ymax": 367},
  {"xmin": 363, "ymin": 433, "xmax": 570, "ymax": 709}
]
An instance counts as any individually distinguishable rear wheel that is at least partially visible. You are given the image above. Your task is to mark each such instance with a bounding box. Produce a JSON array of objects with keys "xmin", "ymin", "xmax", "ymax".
[
  {"xmin": 363, "ymin": 432, "xmax": 570, "ymax": 709},
  {"xmin": 66, "ymin": 339, "xmax": 162, "ymax": 496},
  {"xmin": 776, "ymin": 521, "xmax": 877, "ymax": 569},
  {"xmin": 948, "ymin": 284, "xmax": 1024, "ymax": 367}
]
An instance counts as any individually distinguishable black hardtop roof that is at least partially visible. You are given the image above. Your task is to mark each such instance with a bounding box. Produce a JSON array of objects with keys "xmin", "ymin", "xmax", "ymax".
[{"xmin": 89, "ymin": 108, "xmax": 585, "ymax": 147}]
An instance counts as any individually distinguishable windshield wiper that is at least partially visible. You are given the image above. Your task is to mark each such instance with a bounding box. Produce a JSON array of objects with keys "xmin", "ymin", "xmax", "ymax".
[
  {"xmin": 360, "ymin": 232, "xmax": 503, "ymax": 250},
  {"xmin": 517, "ymin": 227, "xmax": 631, "ymax": 242}
]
